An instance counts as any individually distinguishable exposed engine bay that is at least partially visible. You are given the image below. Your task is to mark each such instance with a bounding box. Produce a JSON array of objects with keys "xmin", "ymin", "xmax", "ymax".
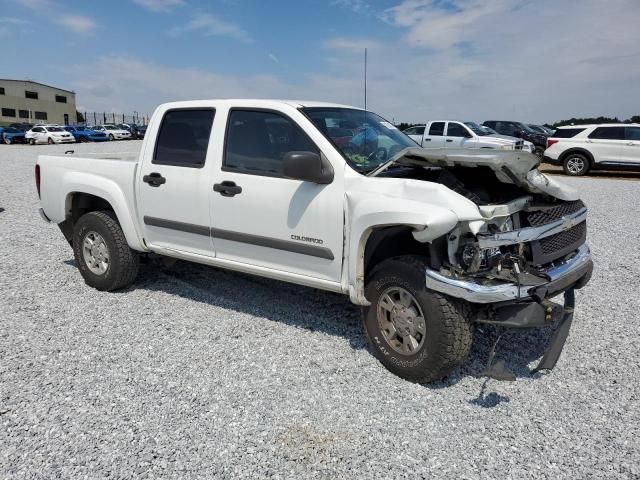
[{"xmin": 372, "ymin": 148, "xmax": 589, "ymax": 298}]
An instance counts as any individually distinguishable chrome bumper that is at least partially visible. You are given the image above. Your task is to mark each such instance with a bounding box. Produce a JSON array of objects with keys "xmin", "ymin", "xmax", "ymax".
[{"xmin": 425, "ymin": 244, "xmax": 592, "ymax": 304}]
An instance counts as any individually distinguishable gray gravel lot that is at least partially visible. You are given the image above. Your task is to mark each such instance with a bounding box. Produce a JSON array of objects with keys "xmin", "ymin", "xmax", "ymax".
[{"xmin": 1, "ymin": 142, "xmax": 639, "ymax": 479}]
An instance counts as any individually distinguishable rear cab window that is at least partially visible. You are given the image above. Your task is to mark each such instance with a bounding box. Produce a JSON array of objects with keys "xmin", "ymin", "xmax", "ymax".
[
  {"xmin": 153, "ymin": 109, "xmax": 215, "ymax": 168},
  {"xmin": 428, "ymin": 122, "xmax": 445, "ymax": 136}
]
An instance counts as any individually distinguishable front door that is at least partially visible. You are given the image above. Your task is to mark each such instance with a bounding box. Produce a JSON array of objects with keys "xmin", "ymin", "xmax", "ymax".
[
  {"xmin": 444, "ymin": 122, "xmax": 472, "ymax": 148},
  {"xmin": 137, "ymin": 108, "xmax": 216, "ymax": 257},
  {"xmin": 210, "ymin": 108, "xmax": 344, "ymax": 283}
]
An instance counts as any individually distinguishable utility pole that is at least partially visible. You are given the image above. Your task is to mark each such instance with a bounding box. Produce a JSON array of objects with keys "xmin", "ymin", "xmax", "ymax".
[{"xmin": 364, "ymin": 47, "xmax": 367, "ymax": 111}]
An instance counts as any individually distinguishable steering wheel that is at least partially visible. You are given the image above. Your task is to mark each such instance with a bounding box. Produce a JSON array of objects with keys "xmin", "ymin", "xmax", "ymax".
[{"xmin": 369, "ymin": 147, "xmax": 387, "ymax": 163}]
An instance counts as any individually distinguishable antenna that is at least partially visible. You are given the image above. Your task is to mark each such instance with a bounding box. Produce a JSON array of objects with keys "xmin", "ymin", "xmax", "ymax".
[{"xmin": 364, "ymin": 47, "xmax": 367, "ymax": 111}]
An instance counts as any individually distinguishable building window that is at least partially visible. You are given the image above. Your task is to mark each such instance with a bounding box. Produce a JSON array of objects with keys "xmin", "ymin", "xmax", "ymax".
[
  {"xmin": 35, "ymin": 111, "xmax": 48, "ymax": 121},
  {"xmin": 55, "ymin": 95, "xmax": 67, "ymax": 103},
  {"xmin": 25, "ymin": 91, "xmax": 39, "ymax": 100},
  {"xmin": 19, "ymin": 110, "xmax": 29, "ymax": 119},
  {"xmin": 1, "ymin": 108, "xmax": 16, "ymax": 117},
  {"xmin": 0, "ymin": 87, "xmax": 5, "ymax": 95}
]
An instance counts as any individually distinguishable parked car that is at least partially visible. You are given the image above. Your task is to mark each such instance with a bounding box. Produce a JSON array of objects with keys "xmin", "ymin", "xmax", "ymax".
[
  {"xmin": 117, "ymin": 123, "xmax": 145, "ymax": 139},
  {"xmin": 405, "ymin": 120, "xmax": 534, "ymax": 152},
  {"xmin": 474, "ymin": 123, "xmax": 536, "ymax": 153},
  {"xmin": 544, "ymin": 123, "xmax": 640, "ymax": 175},
  {"xmin": 36, "ymin": 99, "xmax": 592, "ymax": 383},
  {"xmin": 136, "ymin": 125, "xmax": 147, "ymax": 139},
  {"xmin": 528, "ymin": 124, "xmax": 555, "ymax": 136},
  {"xmin": 483, "ymin": 121, "xmax": 547, "ymax": 156},
  {"xmin": 0, "ymin": 126, "xmax": 27, "ymax": 144},
  {"xmin": 9, "ymin": 123, "xmax": 34, "ymax": 132},
  {"xmin": 63, "ymin": 126, "xmax": 108, "ymax": 143},
  {"xmin": 25, "ymin": 125, "xmax": 75, "ymax": 145},
  {"xmin": 91, "ymin": 125, "xmax": 132, "ymax": 140}
]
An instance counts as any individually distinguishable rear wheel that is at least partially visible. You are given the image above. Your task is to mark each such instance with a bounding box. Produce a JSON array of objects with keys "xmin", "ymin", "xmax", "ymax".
[
  {"xmin": 563, "ymin": 153, "xmax": 589, "ymax": 176},
  {"xmin": 363, "ymin": 256, "xmax": 473, "ymax": 383},
  {"xmin": 29, "ymin": 138, "xmax": 36, "ymax": 145},
  {"xmin": 73, "ymin": 210, "xmax": 139, "ymax": 291},
  {"xmin": 4, "ymin": 137, "xmax": 11, "ymax": 145}
]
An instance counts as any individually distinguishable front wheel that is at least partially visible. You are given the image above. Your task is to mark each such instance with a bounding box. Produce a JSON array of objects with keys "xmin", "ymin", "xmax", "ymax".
[
  {"xmin": 363, "ymin": 256, "xmax": 473, "ymax": 383},
  {"xmin": 108, "ymin": 134, "xmax": 115, "ymax": 141},
  {"xmin": 4, "ymin": 136, "xmax": 12, "ymax": 145},
  {"xmin": 73, "ymin": 211, "xmax": 139, "ymax": 291},
  {"xmin": 29, "ymin": 138, "xmax": 36, "ymax": 145},
  {"xmin": 563, "ymin": 153, "xmax": 589, "ymax": 176}
]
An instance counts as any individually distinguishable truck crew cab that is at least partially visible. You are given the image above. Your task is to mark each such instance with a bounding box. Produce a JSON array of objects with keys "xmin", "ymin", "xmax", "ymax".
[{"xmin": 36, "ymin": 100, "xmax": 593, "ymax": 383}]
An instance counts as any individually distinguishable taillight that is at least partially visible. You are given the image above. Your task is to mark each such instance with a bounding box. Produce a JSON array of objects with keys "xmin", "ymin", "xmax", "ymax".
[
  {"xmin": 35, "ymin": 164, "xmax": 41, "ymax": 199},
  {"xmin": 547, "ymin": 139, "xmax": 559, "ymax": 149}
]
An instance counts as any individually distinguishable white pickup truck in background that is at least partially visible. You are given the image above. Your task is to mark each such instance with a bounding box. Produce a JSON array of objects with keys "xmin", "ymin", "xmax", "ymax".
[
  {"xmin": 36, "ymin": 99, "xmax": 592, "ymax": 383},
  {"xmin": 404, "ymin": 120, "xmax": 535, "ymax": 153}
]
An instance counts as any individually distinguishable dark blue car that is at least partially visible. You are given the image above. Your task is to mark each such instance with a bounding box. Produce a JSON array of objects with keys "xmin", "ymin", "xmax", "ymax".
[
  {"xmin": 0, "ymin": 127, "xmax": 26, "ymax": 145},
  {"xmin": 63, "ymin": 126, "xmax": 108, "ymax": 143}
]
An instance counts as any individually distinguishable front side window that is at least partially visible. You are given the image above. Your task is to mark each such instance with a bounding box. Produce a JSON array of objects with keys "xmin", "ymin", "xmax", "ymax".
[
  {"xmin": 446, "ymin": 122, "xmax": 468, "ymax": 137},
  {"xmin": 153, "ymin": 109, "xmax": 214, "ymax": 167},
  {"xmin": 302, "ymin": 107, "xmax": 415, "ymax": 173},
  {"xmin": 225, "ymin": 109, "xmax": 318, "ymax": 176},
  {"xmin": 625, "ymin": 127, "xmax": 640, "ymax": 141},
  {"xmin": 588, "ymin": 126, "xmax": 625, "ymax": 140},
  {"xmin": 429, "ymin": 122, "xmax": 445, "ymax": 136},
  {"xmin": 32, "ymin": 127, "xmax": 44, "ymax": 133}
]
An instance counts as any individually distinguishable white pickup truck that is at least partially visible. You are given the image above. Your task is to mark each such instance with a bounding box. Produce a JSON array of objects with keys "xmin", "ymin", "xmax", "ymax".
[
  {"xmin": 404, "ymin": 120, "xmax": 535, "ymax": 153},
  {"xmin": 37, "ymin": 100, "xmax": 593, "ymax": 383}
]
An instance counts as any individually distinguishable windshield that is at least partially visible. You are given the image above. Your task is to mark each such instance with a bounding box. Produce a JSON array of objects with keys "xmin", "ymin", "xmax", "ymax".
[
  {"xmin": 464, "ymin": 121, "xmax": 493, "ymax": 136},
  {"xmin": 104, "ymin": 125, "xmax": 117, "ymax": 130},
  {"xmin": 47, "ymin": 127, "xmax": 64, "ymax": 132},
  {"xmin": 301, "ymin": 108, "xmax": 416, "ymax": 173},
  {"xmin": 516, "ymin": 122, "xmax": 536, "ymax": 133}
]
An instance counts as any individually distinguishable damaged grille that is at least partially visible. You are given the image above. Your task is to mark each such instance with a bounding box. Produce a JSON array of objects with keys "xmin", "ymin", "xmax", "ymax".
[
  {"xmin": 525, "ymin": 200, "xmax": 585, "ymax": 227},
  {"xmin": 529, "ymin": 222, "xmax": 587, "ymax": 265}
]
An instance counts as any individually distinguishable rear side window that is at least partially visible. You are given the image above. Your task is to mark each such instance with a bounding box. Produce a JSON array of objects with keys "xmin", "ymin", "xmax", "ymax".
[
  {"xmin": 153, "ymin": 109, "xmax": 215, "ymax": 167},
  {"xmin": 428, "ymin": 122, "xmax": 445, "ymax": 136},
  {"xmin": 446, "ymin": 122, "xmax": 468, "ymax": 137},
  {"xmin": 552, "ymin": 128, "xmax": 585, "ymax": 138},
  {"xmin": 588, "ymin": 126, "xmax": 625, "ymax": 140},
  {"xmin": 223, "ymin": 109, "xmax": 318, "ymax": 177},
  {"xmin": 625, "ymin": 127, "xmax": 640, "ymax": 140}
]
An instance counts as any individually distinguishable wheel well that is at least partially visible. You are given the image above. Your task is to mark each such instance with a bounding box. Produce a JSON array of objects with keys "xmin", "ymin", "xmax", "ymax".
[
  {"xmin": 59, "ymin": 192, "xmax": 116, "ymax": 244},
  {"xmin": 559, "ymin": 148, "xmax": 594, "ymax": 166},
  {"xmin": 363, "ymin": 226, "xmax": 446, "ymax": 280}
]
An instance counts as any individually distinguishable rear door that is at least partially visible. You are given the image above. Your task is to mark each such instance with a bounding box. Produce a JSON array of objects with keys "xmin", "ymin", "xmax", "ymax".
[
  {"xmin": 623, "ymin": 126, "xmax": 640, "ymax": 164},
  {"xmin": 209, "ymin": 107, "xmax": 344, "ymax": 282},
  {"xmin": 137, "ymin": 107, "xmax": 217, "ymax": 257},
  {"xmin": 444, "ymin": 122, "xmax": 474, "ymax": 148},
  {"xmin": 586, "ymin": 126, "xmax": 626, "ymax": 163},
  {"xmin": 422, "ymin": 122, "xmax": 446, "ymax": 148}
]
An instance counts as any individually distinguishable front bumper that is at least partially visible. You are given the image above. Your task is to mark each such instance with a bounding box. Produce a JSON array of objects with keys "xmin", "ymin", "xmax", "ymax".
[
  {"xmin": 543, "ymin": 155, "xmax": 562, "ymax": 165},
  {"xmin": 425, "ymin": 244, "xmax": 592, "ymax": 304},
  {"xmin": 54, "ymin": 137, "xmax": 75, "ymax": 143}
]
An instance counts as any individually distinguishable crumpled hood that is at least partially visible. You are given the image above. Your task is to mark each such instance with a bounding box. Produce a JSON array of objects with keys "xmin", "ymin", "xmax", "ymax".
[{"xmin": 369, "ymin": 147, "xmax": 579, "ymax": 201}]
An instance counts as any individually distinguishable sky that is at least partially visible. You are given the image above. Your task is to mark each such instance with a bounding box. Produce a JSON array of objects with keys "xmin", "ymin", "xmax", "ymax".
[{"xmin": 1, "ymin": 0, "xmax": 639, "ymax": 123}]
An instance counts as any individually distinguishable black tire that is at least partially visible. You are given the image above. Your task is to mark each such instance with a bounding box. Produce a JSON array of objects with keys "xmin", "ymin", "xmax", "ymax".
[
  {"xmin": 363, "ymin": 256, "xmax": 473, "ymax": 383},
  {"xmin": 4, "ymin": 136, "xmax": 12, "ymax": 145},
  {"xmin": 79, "ymin": 136, "xmax": 88, "ymax": 143},
  {"xmin": 562, "ymin": 153, "xmax": 590, "ymax": 176},
  {"xmin": 73, "ymin": 210, "xmax": 139, "ymax": 291},
  {"xmin": 47, "ymin": 137, "xmax": 54, "ymax": 145},
  {"xmin": 108, "ymin": 134, "xmax": 114, "ymax": 141},
  {"xmin": 29, "ymin": 138, "xmax": 36, "ymax": 146}
]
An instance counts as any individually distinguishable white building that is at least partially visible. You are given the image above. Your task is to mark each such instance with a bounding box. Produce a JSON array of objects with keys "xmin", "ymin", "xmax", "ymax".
[{"xmin": 0, "ymin": 79, "xmax": 77, "ymax": 125}]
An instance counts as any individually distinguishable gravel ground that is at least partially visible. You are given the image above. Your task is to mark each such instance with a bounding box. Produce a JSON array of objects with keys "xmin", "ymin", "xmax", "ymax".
[{"xmin": 1, "ymin": 142, "xmax": 639, "ymax": 479}]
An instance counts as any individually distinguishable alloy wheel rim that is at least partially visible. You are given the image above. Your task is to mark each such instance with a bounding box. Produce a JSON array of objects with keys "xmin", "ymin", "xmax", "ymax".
[
  {"xmin": 567, "ymin": 157, "xmax": 585, "ymax": 173},
  {"xmin": 82, "ymin": 231, "xmax": 110, "ymax": 275},
  {"xmin": 377, "ymin": 287, "xmax": 427, "ymax": 355}
]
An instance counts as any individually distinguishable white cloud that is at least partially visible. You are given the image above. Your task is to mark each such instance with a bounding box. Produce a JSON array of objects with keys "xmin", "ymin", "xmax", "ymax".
[
  {"xmin": 170, "ymin": 13, "xmax": 251, "ymax": 43},
  {"xmin": 57, "ymin": 15, "xmax": 96, "ymax": 34},
  {"xmin": 324, "ymin": 37, "xmax": 379, "ymax": 53},
  {"xmin": 331, "ymin": 0, "xmax": 373, "ymax": 14},
  {"xmin": 132, "ymin": 0, "xmax": 184, "ymax": 12}
]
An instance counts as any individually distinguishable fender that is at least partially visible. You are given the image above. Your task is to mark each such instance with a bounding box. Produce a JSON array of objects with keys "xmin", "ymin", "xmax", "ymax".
[
  {"xmin": 344, "ymin": 192, "xmax": 459, "ymax": 305},
  {"xmin": 61, "ymin": 171, "xmax": 147, "ymax": 252}
]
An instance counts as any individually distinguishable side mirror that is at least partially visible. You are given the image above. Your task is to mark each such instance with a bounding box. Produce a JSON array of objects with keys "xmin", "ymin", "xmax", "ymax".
[{"xmin": 283, "ymin": 151, "xmax": 334, "ymax": 184}]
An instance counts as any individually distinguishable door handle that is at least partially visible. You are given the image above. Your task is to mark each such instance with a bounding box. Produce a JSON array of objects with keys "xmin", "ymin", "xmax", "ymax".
[
  {"xmin": 213, "ymin": 181, "xmax": 242, "ymax": 197},
  {"xmin": 446, "ymin": 139, "xmax": 453, "ymax": 142},
  {"xmin": 423, "ymin": 138, "xmax": 431, "ymax": 141},
  {"xmin": 143, "ymin": 172, "xmax": 166, "ymax": 187}
]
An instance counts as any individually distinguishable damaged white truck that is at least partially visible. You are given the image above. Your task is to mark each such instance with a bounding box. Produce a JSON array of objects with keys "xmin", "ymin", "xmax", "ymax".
[{"xmin": 36, "ymin": 100, "xmax": 593, "ymax": 383}]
